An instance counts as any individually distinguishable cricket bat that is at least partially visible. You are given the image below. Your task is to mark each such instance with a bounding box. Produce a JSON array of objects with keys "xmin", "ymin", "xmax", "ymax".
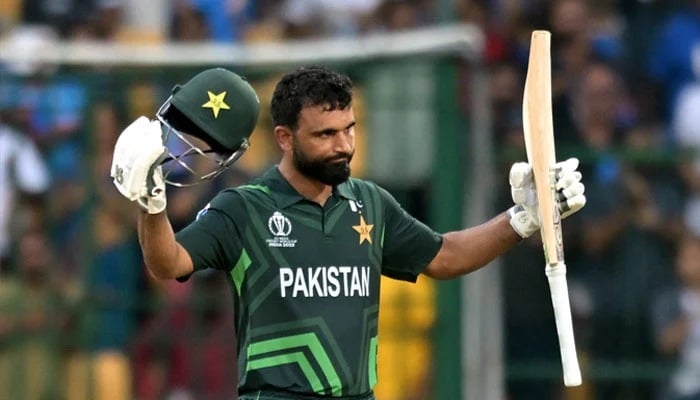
[{"xmin": 522, "ymin": 30, "xmax": 582, "ymax": 387}]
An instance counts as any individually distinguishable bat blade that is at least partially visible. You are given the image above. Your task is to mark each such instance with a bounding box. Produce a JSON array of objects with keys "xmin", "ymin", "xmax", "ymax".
[
  {"xmin": 523, "ymin": 30, "xmax": 561, "ymax": 266},
  {"xmin": 522, "ymin": 30, "xmax": 582, "ymax": 387}
]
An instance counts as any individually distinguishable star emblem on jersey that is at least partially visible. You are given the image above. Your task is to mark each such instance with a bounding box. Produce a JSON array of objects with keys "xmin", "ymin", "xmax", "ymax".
[
  {"xmin": 201, "ymin": 91, "xmax": 230, "ymax": 118},
  {"xmin": 352, "ymin": 215, "xmax": 374, "ymax": 245}
]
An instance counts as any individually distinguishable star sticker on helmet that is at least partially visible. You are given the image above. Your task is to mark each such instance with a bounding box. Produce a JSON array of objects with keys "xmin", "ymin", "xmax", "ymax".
[
  {"xmin": 202, "ymin": 91, "xmax": 231, "ymax": 118},
  {"xmin": 352, "ymin": 214, "xmax": 374, "ymax": 245}
]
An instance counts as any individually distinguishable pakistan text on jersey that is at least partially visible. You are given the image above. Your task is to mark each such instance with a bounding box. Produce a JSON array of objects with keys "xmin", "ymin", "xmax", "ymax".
[{"xmin": 279, "ymin": 266, "xmax": 371, "ymax": 298}]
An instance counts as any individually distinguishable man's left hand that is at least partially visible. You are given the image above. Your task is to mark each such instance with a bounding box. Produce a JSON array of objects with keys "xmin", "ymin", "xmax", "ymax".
[{"xmin": 507, "ymin": 157, "xmax": 586, "ymax": 238}]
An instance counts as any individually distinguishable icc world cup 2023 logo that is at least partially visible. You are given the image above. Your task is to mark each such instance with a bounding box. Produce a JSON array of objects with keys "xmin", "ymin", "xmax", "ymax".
[
  {"xmin": 267, "ymin": 212, "xmax": 296, "ymax": 248},
  {"xmin": 268, "ymin": 211, "xmax": 292, "ymax": 237}
]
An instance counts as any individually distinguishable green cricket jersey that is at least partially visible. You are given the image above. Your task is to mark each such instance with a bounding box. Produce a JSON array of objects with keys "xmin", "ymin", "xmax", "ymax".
[{"xmin": 176, "ymin": 166, "xmax": 442, "ymax": 397}]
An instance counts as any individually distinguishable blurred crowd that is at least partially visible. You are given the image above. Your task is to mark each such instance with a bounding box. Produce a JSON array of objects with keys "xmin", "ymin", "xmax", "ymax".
[{"xmin": 1, "ymin": 0, "xmax": 700, "ymax": 400}]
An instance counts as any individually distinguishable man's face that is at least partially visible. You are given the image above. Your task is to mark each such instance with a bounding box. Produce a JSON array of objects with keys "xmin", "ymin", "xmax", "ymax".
[{"xmin": 291, "ymin": 104, "xmax": 356, "ymax": 186}]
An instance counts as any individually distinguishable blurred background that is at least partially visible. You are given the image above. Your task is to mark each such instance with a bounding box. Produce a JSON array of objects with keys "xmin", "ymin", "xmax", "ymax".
[{"xmin": 1, "ymin": 0, "xmax": 700, "ymax": 399}]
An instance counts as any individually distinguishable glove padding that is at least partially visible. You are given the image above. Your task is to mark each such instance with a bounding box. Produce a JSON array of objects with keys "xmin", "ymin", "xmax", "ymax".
[
  {"xmin": 507, "ymin": 157, "xmax": 586, "ymax": 238},
  {"xmin": 110, "ymin": 116, "xmax": 168, "ymax": 214}
]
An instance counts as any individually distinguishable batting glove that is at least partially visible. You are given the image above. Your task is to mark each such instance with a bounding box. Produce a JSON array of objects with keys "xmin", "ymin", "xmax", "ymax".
[
  {"xmin": 110, "ymin": 116, "xmax": 168, "ymax": 214},
  {"xmin": 507, "ymin": 157, "xmax": 586, "ymax": 238}
]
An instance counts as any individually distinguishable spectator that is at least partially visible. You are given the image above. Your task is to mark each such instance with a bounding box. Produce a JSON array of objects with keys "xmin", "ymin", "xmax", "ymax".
[
  {"xmin": 569, "ymin": 61, "xmax": 636, "ymax": 150},
  {"xmin": 669, "ymin": 79, "xmax": 700, "ymax": 238},
  {"xmin": 277, "ymin": 0, "xmax": 380, "ymax": 38},
  {"xmin": 20, "ymin": 0, "xmax": 95, "ymax": 39},
  {"xmin": 187, "ymin": 270, "xmax": 238, "ymax": 399},
  {"xmin": 59, "ymin": 99, "xmax": 144, "ymax": 400},
  {"xmin": 647, "ymin": 0, "xmax": 700, "ymax": 139},
  {"xmin": 170, "ymin": 0, "xmax": 256, "ymax": 42},
  {"xmin": 489, "ymin": 62, "xmax": 525, "ymax": 149},
  {"xmin": 238, "ymin": 0, "xmax": 286, "ymax": 43},
  {"xmin": 132, "ymin": 278, "xmax": 196, "ymax": 400},
  {"xmin": 77, "ymin": 204, "xmax": 142, "ymax": 400},
  {"xmin": 0, "ymin": 229, "xmax": 66, "ymax": 400},
  {"xmin": 170, "ymin": 1, "xmax": 210, "ymax": 41},
  {"xmin": 574, "ymin": 62, "xmax": 684, "ymax": 400},
  {"xmin": 0, "ymin": 120, "xmax": 50, "ymax": 272},
  {"xmin": 0, "ymin": 27, "xmax": 89, "ymax": 187},
  {"xmin": 367, "ymin": 0, "xmax": 430, "ymax": 33},
  {"xmin": 90, "ymin": 0, "xmax": 126, "ymax": 41},
  {"xmin": 652, "ymin": 233, "xmax": 700, "ymax": 400}
]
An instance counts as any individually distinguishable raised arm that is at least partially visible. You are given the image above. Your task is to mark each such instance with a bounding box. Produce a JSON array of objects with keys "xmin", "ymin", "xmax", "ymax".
[
  {"xmin": 424, "ymin": 212, "xmax": 521, "ymax": 279},
  {"xmin": 111, "ymin": 116, "xmax": 194, "ymax": 280},
  {"xmin": 424, "ymin": 158, "xmax": 586, "ymax": 279},
  {"xmin": 137, "ymin": 211, "xmax": 193, "ymax": 280}
]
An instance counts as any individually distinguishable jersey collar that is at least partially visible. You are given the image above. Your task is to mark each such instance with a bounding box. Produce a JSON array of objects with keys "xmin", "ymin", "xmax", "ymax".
[{"xmin": 266, "ymin": 166, "xmax": 357, "ymax": 208}]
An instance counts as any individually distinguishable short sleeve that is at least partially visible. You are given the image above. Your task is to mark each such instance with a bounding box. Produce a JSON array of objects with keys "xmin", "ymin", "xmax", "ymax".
[
  {"xmin": 176, "ymin": 190, "xmax": 246, "ymax": 279},
  {"xmin": 378, "ymin": 185, "xmax": 442, "ymax": 282}
]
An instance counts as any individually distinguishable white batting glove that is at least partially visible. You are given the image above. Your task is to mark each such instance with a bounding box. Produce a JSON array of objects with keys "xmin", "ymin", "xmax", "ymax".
[
  {"xmin": 110, "ymin": 116, "xmax": 168, "ymax": 214},
  {"xmin": 507, "ymin": 157, "xmax": 586, "ymax": 238}
]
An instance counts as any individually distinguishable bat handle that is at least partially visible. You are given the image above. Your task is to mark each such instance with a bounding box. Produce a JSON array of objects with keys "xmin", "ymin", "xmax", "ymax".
[{"xmin": 545, "ymin": 262, "xmax": 582, "ymax": 387}]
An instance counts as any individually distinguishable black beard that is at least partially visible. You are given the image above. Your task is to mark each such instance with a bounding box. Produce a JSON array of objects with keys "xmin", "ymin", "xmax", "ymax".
[{"xmin": 293, "ymin": 147, "xmax": 353, "ymax": 186}]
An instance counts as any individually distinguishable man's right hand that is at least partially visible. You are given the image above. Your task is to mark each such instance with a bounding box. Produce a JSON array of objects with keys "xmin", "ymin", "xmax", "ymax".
[{"xmin": 110, "ymin": 116, "xmax": 168, "ymax": 214}]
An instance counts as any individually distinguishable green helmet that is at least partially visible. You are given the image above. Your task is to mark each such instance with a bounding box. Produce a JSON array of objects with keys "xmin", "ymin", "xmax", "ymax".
[{"xmin": 156, "ymin": 68, "xmax": 260, "ymax": 186}]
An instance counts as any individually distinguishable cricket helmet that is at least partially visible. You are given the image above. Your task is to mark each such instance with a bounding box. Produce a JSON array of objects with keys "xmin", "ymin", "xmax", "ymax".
[{"xmin": 156, "ymin": 67, "xmax": 260, "ymax": 186}]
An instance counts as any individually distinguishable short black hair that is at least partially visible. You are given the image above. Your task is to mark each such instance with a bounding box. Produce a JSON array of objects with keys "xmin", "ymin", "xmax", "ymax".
[{"xmin": 270, "ymin": 65, "xmax": 353, "ymax": 130}]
